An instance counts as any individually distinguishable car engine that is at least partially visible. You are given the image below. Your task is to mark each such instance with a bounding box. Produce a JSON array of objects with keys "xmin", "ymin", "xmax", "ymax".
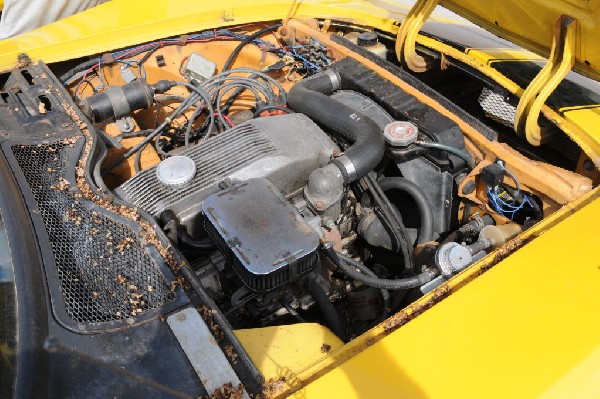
[
  {"xmin": 0, "ymin": 14, "xmax": 596, "ymax": 397},
  {"xmin": 2, "ymin": 20, "xmax": 592, "ymax": 358},
  {"xmin": 85, "ymin": 52, "xmax": 548, "ymax": 337}
]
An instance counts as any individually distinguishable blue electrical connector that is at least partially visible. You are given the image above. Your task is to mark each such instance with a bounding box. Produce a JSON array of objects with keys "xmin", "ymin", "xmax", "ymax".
[{"xmin": 486, "ymin": 164, "xmax": 534, "ymax": 221}]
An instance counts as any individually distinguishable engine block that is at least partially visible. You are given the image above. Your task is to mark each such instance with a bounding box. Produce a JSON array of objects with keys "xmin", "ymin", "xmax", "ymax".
[{"xmin": 116, "ymin": 113, "xmax": 338, "ymax": 236}]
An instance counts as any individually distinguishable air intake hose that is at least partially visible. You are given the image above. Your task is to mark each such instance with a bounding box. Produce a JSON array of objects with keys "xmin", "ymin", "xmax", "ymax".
[{"xmin": 287, "ymin": 69, "xmax": 385, "ymax": 183}]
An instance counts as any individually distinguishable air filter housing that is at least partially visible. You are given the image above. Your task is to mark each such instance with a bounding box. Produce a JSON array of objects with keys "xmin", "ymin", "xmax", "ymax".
[{"xmin": 202, "ymin": 178, "xmax": 320, "ymax": 291}]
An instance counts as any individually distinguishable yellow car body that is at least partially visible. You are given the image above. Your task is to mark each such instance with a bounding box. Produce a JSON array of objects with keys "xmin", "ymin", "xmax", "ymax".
[{"xmin": 1, "ymin": 1, "xmax": 599, "ymax": 398}]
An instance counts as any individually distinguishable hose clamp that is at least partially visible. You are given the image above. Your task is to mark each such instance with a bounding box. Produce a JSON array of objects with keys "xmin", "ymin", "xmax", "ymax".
[
  {"xmin": 334, "ymin": 155, "xmax": 357, "ymax": 182},
  {"xmin": 324, "ymin": 69, "xmax": 341, "ymax": 91}
]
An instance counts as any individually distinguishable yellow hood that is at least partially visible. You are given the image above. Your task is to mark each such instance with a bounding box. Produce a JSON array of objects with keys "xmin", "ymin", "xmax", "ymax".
[{"xmin": 440, "ymin": 0, "xmax": 600, "ymax": 81}]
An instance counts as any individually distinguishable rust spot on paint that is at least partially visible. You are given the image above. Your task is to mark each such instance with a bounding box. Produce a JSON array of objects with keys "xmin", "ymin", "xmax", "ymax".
[{"xmin": 383, "ymin": 285, "xmax": 452, "ymax": 336}]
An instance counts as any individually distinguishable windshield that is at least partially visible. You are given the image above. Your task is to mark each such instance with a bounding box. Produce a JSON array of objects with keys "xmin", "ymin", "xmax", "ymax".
[{"xmin": 0, "ymin": 210, "xmax": 16, "ymax": 398}]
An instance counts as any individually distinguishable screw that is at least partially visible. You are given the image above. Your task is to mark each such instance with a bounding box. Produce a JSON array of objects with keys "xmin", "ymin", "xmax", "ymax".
[
  {"xmin": 583, "ymin": 159, "xmax": 594, "ymax": 171},
  {"xmin": 315, "ymin": 200, "xmax": 325, "ymax": 211},
  {"xmin": 17, "ymin": 53, "xmax": 31, "ymax": 65},
  {"xmin": 218, "ymin": 178, "xmax": 232, "ymax": 190}
]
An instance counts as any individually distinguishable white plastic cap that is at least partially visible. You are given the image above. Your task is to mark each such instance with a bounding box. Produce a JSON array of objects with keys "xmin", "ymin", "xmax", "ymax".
[
  {"xmin": 383, "ymin": 121, "xmax": 419, "ymax": 147},
  {"xmin": 156, "ymin": 156, "xmax": 196, "ymax": 187}
]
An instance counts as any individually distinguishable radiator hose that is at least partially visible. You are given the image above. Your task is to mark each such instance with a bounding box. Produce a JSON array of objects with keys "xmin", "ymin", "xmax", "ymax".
[{"xmin": 287, "ymin": 69, "xmax": 385, "ymax": 183}]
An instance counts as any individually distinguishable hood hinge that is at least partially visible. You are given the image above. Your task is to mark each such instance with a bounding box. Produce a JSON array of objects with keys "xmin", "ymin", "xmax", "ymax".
[
  {"xmin": 513, "ymin": 14, "xmax": 577, "ymax": 146},
  {"xmin": 395, "ymin": 0, "xmax": 440, "ymax": 72}
]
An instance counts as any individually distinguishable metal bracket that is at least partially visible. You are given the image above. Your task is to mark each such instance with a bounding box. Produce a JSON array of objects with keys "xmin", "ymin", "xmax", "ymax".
[
  {"xmin": 395, "ymin": 0, "xmax": 440, "ymax": 72},
  {"xmin": 514, "ymin": 15, "xmax": 577, "ymax": 146}
]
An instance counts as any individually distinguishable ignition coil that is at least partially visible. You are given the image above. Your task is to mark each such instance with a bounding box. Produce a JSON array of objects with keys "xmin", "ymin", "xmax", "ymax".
[{"xmin": 80, "ymin": 80, "xmax": 175, "ymax": 123}]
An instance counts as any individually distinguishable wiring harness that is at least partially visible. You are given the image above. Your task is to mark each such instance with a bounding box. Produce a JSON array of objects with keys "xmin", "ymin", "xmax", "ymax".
[
  {"xmin": 63, "ymin": 25, "xmax": 335, "ymax": 176},
  {"xmin": 100, "ymin": 67, "xmax": 288, "ymax": 174},
  {"xmin": 484, "ymin": 161, "xmax": 541, "ymax": 222},
  {"xmin": 61, "ymin": 27, "xmax": 331, "ymax": 93}
]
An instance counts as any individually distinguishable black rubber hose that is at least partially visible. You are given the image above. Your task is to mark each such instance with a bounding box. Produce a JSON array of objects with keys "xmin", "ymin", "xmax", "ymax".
[
  {"xmin": 324, "ymin": 246, "xmax": 437, "ymax": 290},
  {"xmin": 415, "ymin": 140, "xmax": 475, "ymax": 169},
  {"xmin": 222, "ymin": 24, "xmax": 282, "ymax": 71},
  {"xmin": 364, "ymin": 175, "xmax": 413, "ymax": 270},
  {"xmin": 441, "ymin": 229, "xmax": 461, "ymax": 246},
  {"xmin": 336, "ymin": 253, "xmax": 390, "ymax": 322},
  {"xmin": 378, "ymin": 177, "xmax": 435, "ymax": 244},
  {"xmin": 92, "ymin": 144, "xmax": 110, "ymax": 193},
  {"xmin": 287, "ymin": 73, "xmax": 385, "ymax": 183},
  {"xmin": 159, "ymin": 210, "xmax": 215, "ymax": 254},
  {"xmin": 253, "ymin": 105, "xmax": 294, "ymax": 117},
  {"xmin": 443, "ymin": 214, "xmax": 495, "ymax": 244},
  {"xmin": 178, "ymin": 233, "xmax": 216, "ymax": 253},
  {"xmin": 308, "ymin": 281, "xmax": 347, "ymax": 341}
]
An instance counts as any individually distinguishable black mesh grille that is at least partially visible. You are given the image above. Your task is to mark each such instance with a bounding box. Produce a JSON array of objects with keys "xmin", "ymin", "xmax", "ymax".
[{"xmin": 11, "ymin": 141, "xmax": 174, "ymax": 323}]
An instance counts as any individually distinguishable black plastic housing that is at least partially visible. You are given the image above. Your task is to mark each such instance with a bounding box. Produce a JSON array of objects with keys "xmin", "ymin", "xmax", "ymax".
[{"xmin": 483, "ymin": 163, "xmax": 505, "ymax": 188}]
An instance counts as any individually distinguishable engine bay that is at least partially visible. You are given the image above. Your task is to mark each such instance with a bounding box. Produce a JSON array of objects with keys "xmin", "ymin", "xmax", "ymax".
[
  {"xmin": 1, "ymin": 17, "xmax": 596, "ymax": 396},
  {"xmin": 55, "ymin": 20, "xmax": 594, "ymax": 339}
]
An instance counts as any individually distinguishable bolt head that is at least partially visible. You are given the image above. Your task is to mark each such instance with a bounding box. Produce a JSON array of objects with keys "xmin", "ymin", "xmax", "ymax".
[{"xmin": 315, "ymin": 200, "xmax": 325, "ymax": 211}]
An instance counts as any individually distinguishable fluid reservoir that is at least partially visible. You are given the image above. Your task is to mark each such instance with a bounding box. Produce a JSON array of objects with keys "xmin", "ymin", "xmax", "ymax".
[{"xmin": 344, "ymin": 31, "xmax": 387, "ymax": 59}]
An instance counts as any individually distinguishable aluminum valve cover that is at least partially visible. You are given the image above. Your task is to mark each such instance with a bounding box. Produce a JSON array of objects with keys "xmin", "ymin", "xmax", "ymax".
[{"xmin": 116, "ymin": 113, "xmax": 338, "ymax": 236}]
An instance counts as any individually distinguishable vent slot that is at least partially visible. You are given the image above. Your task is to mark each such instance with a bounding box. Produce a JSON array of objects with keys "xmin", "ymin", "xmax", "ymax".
[
  {"xmin": 38, "ymin": 95, "xmax": 52, "ymax": 112},
  {"xmin": 21, "ymin": 69, "xmax": 35, "ymax": 85}
]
